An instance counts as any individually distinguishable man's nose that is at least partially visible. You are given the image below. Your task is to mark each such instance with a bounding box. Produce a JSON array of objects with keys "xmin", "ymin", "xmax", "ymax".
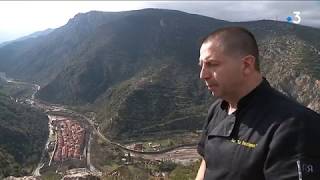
[{"xmin": 200, "ymin": 65, "xmax": 210, "ymax": 80}]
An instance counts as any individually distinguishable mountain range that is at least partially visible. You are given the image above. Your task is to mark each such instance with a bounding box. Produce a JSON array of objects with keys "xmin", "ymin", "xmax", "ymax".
[{"xmin": 0, "ymin": 28, "xmax": 54, "ymax": 48}]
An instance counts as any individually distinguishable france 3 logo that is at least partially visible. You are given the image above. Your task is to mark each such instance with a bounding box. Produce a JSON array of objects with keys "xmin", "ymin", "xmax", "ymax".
[{"xmin": 286, "ymin": 11, "xmax": 301, "ymax": 24}]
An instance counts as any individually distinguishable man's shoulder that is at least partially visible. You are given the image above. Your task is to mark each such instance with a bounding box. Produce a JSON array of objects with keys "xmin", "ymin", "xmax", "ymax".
[
  {"xmin": 266, "ymin": 87, "xmax": 320, "ymax": 124},
  {"xmin": 266, "ymin": 87, "xmax": 307, "ymax": 114}
]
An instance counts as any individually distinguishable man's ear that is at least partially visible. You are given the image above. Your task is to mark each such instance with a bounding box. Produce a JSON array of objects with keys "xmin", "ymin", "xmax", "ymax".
[{"xmin": 242, "ymin": 55, "xmax": 256, "ymax": 75}]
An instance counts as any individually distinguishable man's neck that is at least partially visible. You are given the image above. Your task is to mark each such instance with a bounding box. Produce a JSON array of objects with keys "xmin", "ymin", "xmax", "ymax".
[
  {"xmin": 228, "ymin": 104, "xmax": 237, "ymax": 115},
  {"xmin": 226, "ymin": 74, "xmax": 263, "ymax": 115}
]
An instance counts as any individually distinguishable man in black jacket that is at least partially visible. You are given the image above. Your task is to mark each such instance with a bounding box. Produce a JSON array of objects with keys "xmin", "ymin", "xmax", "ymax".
[{"xmin": 196, "ymin": 26, "xmax": 320, "ymax": 180}]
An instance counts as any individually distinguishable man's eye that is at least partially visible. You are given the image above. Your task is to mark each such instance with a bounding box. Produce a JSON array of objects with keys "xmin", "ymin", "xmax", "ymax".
[
  {"xmin": 199, "ymin": 61, "xmax": 218, "ymax": 68},
  {"xmin": 207, "ymin": 62, "xmax": 218, "ymax": 67}
]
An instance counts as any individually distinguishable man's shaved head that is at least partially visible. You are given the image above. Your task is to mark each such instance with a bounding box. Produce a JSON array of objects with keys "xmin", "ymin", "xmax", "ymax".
[{"xmin": 202, "ymin": 27, "xmax": 260, "ymax": 71}]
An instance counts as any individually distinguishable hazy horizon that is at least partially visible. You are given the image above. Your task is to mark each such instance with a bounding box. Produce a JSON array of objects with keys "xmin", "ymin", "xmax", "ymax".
[{"xmin": 1, "ymin": 1, "xmax": 319, "ymax": 44}]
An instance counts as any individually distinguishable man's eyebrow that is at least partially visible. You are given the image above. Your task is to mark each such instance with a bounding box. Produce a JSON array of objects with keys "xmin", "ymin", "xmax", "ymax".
[
  {"xmin": 199, "ymin": 59, "xmax": 216, "ymax": 67},
  {"xmin": 198, "ymin": 59, "xmax": 207, "ymax": 65},
  {"xmin": 200, "ymin": 58, "xmax": 217, "ymax": 63}
]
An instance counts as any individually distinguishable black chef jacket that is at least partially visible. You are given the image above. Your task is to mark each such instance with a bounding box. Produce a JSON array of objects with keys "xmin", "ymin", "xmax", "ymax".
[{"xmin": 198, "ymin": 78, "xmax": 320, "ymax": 180}]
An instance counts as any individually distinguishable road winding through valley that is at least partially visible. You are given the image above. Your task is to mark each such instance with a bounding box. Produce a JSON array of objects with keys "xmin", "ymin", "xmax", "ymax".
[{"xmin": 7, "ymin": 78, "xmax": 200, "ymax": 178}]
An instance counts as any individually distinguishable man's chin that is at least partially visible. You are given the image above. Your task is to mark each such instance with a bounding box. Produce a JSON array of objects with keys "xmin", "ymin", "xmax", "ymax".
[
  {"xmin": 211, "ymin": 91, "xmax": 222, "ymax": 98},
  {"xmin": 211, "ymin": 91, "xmax": 220, "ymax": 97},
  {"xmin": 207, "ymin": 86, "xmax": 220, "ymax": 97}
]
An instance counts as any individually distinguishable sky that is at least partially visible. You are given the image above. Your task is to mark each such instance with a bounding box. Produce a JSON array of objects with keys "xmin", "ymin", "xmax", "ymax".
[{"xmin": 0, "ymin": 1, "xmax": 319, "ymax": 43}]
